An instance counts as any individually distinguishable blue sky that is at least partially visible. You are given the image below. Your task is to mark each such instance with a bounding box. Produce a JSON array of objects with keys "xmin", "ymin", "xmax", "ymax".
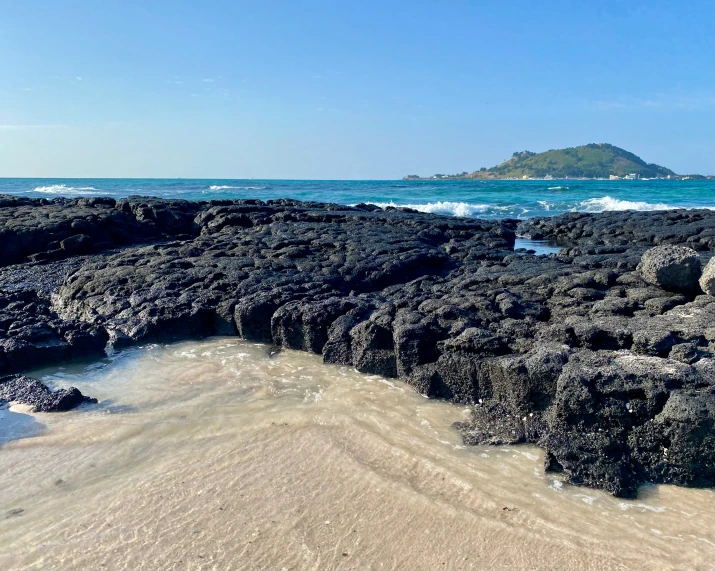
[{"xmin": 1, "ymin": 0, "xmax": 713, "ymax": 178}]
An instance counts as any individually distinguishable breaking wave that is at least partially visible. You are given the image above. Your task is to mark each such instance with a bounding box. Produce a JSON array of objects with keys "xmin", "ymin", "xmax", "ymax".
[
  {"xmin": 32, "ymin": 184, "xmax": 100, "ymax": 195},
  {"xmin": 366, "ymin": 201, "xmax": 495, "ymax": 217},
  {"xmin": 547, "ymin": 186, "xmax": 569, "ymax": 190},
  {"xmin": 208, "ymin": 185, "xmax": 267, "ymax": 190},
  {"xmin": 361, "ymin": 196, "xmax": 697, "ymax": 219},
  {"xmin": 577, "ymin": 196, "xmax": 676, "ymax": 212}
]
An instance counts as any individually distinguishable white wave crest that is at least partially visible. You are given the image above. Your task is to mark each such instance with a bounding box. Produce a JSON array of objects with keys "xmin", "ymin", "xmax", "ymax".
[
  {"xmin": 33, "ymin": 184, "xmax": 99, "ymax": 195},
  {"xmin": 367, "ymin": 201, "xmax": 493, "ymax": 217},
  {"xmin": 578, "ymin": 196, "xmax": 676, "ymax": 212},
  {"xmin": 547, "ymin": 186, "xmax": 569, "ymax": 190},
  {"xmin": 208, "ymin": 185, "xmax": 267, "ymax": 190}
]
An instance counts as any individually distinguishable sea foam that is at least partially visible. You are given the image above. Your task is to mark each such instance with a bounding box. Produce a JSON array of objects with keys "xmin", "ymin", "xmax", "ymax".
[
  {"xmin": 208, "ymin": 185, "xmax": 267, "ymax": 190},
  {"xmin": 367, "ymin": 201, "xmax": 494, "ymax": 217},
  {"xmin": 32, "ymin": 184, "xmax": 100, "ymax": 195},
  {"xmin": 578, "ymin": 196, "xmax": 676, "ymax": 212}
]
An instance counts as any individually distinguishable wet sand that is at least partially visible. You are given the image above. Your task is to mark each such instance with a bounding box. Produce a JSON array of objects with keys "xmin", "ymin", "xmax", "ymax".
[{"xmin": 0, "ymin": 338, "xmax": 713, "ymax": 571}]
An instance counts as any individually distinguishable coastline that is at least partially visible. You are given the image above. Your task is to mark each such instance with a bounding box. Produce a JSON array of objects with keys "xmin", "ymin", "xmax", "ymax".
[
  {"xmin": 0, "ymin": 194, "xmax": 714, "ymax": 499},
  {"xmin": 402, "ymin": 175, "xmax": 715, "ymax": 181},
  {"xmin": 2, "ymin": 178, "xmax": 714, "ymax": 221}
]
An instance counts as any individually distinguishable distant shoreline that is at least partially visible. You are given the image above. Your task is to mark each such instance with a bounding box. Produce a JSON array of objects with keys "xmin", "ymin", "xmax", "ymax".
[{"xmin": 403, "ymin": 175, "xmax": 714, "ymax": 181}]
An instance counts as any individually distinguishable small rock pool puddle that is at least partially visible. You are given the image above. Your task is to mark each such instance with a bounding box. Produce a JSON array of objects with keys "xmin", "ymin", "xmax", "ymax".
[
  {"xmin": 513, "ymin": 237, "xmax": 563, "ymax": 256},
  {"xmin": 0, "ymin": 338, "xmax": 712, "ymax": 570}
]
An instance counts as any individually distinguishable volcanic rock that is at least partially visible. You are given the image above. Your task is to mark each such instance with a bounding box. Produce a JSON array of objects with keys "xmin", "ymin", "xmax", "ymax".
[
  {"xmin": 636, "ymin": 245, "xmax": 701, "ymax": 292},
  {"xmin": 1, "ymin": 195, "xmax": 715, "ymax": 497},
  {"xmin": 0, "ymin": 374, "xmax": 97, "ymax": 412},
  {"xmin": 699, "ymin": 257, "xmax": 715, "ymax": 296}
]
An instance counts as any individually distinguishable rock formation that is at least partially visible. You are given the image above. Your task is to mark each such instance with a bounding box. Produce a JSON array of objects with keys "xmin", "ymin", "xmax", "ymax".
[
  {"xmin": 636, "ymin": 244, "xmax": 701, "ymax": 292},
  {"xmin": 700, "ymin": 257, "xmax": 715, "ymax": 296},
  {"xmin": 0, "ymin": 374, "xmax": 96, "ymax": 412},
  {"xmin": 0, "ymin": 195, "xmax": 713, "ymax": 497}
]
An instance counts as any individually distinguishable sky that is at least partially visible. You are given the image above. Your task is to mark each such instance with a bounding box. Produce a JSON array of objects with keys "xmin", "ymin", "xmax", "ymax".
[{"xmin": 1, "ymin": 0, "xmax": 713, "ymax": 179}]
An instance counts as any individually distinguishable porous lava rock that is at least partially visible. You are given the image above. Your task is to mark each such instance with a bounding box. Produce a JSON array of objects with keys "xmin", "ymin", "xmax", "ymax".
[
  {"xmin": 636, "ymin": 245, "xmax": 701, "ymax": 292},
  {"xmin": 0, "ymin": 374, "xmax": 97, "ymax": 412},
  {"xmin": 700, "ymin": 257, "xmax": 715, "ymax": 296},
  {"xmin": 1, "ymin": 195, "xmax": 715, "ymax": 497}
]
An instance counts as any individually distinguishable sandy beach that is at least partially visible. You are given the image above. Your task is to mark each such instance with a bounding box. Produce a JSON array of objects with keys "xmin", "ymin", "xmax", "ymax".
[{"xmin": 1, "ymin": 339, "xmax": 712, "ymax": 571}]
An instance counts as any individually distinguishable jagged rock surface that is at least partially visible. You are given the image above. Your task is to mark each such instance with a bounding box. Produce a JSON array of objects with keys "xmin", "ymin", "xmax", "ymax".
[
  {"xmin": 517, "ymin": 209, "xmax": 715, "ymax": 251},
  {"xmin": 700, "ymin": 257, "xmax": 715, "ymax": 296},
  {"xmin": 0, "ymin": 195, "xmax": 201, "ymax": 267},
  {"xmin": 0, "ymin": 374, "xmax": 97, "ymax": 412},
  {"xmin": 1, "ymin": 194, "xmax": 714, "ymax": 497},
  {"xmin": 636, "ymin": 244, "xmax": 701, "ymax": 292}
]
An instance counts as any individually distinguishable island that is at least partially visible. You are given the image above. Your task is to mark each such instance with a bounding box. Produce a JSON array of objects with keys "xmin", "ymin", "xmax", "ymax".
[{"xmin": 404, "ymin": 143, "xmax": 713, "ymax": 180}]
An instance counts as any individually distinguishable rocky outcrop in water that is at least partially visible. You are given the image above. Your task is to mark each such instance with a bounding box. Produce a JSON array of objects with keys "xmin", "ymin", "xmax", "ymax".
[
  {"xmin": 0, "ymin": 374, "xmax": 96, "ymax": 412},
  {"xmin": 516, "ymin": 209, "xmax": 715, "ymax": 251},
  {"xmin": 0, "ymin": 195, "xmax": 714, "ymax": 497},
  {"xmin": 457, "ymin": 350, "xmax": 715, "ymax": 497}
]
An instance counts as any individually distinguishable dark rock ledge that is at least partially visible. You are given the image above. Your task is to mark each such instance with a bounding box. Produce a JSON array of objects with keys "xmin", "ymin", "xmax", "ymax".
[
  {"xmin": 0, "ymin": 374, "xmax": 96, "ymax": 412},
  {"xmin": 1, "ymin": 195, "xmax": 714, "ymax": 497}
]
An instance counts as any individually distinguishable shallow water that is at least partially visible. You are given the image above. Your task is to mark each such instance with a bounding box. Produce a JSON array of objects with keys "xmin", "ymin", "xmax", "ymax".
[
  {"xmin": 512, "ymin": 237, "xmax": 562, "ymax": 256},
  {"xmin": 0, "ymin": 338, "xmax": 713, "ymax": 571}
]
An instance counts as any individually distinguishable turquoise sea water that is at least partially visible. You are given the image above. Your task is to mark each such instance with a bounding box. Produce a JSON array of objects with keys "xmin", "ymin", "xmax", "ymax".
[{"xmin": 0, "ymin": 178, "xmax": 712, "ymax": 219}]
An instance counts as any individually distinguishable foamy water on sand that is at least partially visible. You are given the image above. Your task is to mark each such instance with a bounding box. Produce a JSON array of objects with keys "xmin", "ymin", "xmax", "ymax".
[{"xmin": 0, "ymin": 338, "xmax": 713, "ymax": 571}]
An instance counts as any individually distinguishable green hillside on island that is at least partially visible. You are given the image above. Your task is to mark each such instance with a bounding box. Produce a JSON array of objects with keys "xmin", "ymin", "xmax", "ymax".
[{"xmin": 405, "ymin": 143, "xmax": 681, "ymax": 180}]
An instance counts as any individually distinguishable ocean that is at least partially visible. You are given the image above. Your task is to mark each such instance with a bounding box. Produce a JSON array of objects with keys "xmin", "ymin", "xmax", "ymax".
[{"xmin": 1, "ymin": 178, "xmax": 712, "ymax": 218}]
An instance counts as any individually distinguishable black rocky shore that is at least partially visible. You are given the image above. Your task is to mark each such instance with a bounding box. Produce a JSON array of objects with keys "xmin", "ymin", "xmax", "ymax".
[{"xmin": 1, "ymin": 194, "xmax": 714, "ymax": 498}]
